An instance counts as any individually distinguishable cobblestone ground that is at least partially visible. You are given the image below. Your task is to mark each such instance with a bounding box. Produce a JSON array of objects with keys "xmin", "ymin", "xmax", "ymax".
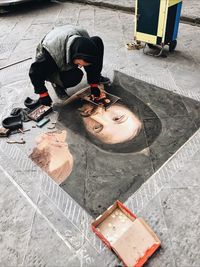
[
  {"xmin": 71, "ymin": 0, "xmax": 200, "ymax": 22},
  {"xmin": 0, "ymin": 1, "xmax": 200, "ymax": 266}
]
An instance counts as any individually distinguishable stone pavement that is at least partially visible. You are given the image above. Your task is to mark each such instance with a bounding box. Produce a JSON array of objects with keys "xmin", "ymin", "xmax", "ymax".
[
  {"xmin": 0, "ymin": 1, "xmax": 200, "ymax": 266},
  {"xmin": 70, "ymin": 0, "xmax": 200, "ymax": 24}
]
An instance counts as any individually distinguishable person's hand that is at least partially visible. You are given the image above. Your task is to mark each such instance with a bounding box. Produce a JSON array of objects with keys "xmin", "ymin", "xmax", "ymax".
[
  {"xmin": 39, "ymin": 93, "xmax": 52, "ymax": 106},
  {"xmin": 90, "ymin": 86, "xmax": 110, "ymax": 105},
  {"xmin": 90, "ymin": 86, "xmax": 101, "ymax": 99}
]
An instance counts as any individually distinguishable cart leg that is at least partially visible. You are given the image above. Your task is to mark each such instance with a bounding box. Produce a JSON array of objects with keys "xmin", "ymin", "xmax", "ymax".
[
  {"xmin": 169, "ymin": 40, "xmax": 177, "ymax": 52},
  {"xmin": 147, "ymin": 43, "xmax": 156, "ymax": 49},
  {"xmin": 143, "ymin": 43, "xmax": 164, "ymax": 57}
]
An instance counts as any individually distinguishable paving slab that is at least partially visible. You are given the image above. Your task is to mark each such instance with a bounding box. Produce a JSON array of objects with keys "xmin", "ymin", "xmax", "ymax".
[
  {"xmin": 69, "ymin": 0, "xmax": 200, "ymax": 24},
  {"xmin": 0, "ymin": 168, "xmax": 35, "ymax": 266},
  {"xmin": 23, "ymin": 210, "xmax": 76, "ymax": 267},
  {"xmin": 0, "ymin": 1, "xmax": 200, "ymax": 266},
  {"xmin": 159, "ymin": 186, "xmax": 200, "ymax": 266}
]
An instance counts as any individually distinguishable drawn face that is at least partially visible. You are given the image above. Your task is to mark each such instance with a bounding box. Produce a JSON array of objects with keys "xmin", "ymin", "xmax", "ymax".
[
  {"xmin": 82, "ymin": 104, "xmax": 142, "ymax": 144},
  {"xmin": 73, "ymin": 59, "xmax": 91, "ymax": 67}
]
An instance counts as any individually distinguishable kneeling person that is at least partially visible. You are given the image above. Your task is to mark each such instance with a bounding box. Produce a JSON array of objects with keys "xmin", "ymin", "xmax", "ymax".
[{"xmin": 29, "ymin": 25, "xmax": 110, "ymax": 106}]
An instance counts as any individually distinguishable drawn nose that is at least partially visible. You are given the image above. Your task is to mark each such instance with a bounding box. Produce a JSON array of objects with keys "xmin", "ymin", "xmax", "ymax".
[{"xmin": 91, "ymin": 114, "xmax": 110, "ymax": 126}]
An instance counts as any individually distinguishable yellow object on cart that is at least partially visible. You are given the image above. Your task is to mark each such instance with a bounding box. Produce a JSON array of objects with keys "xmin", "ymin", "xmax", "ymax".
[{"xmin": 134, "ymin": 0, "xmax": 182, "ymax": 55}]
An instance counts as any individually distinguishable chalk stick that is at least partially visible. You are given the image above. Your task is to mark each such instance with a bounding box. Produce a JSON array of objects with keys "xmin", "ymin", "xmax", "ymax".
[
  {"xmin": 0, "ymin": 127, "xmax": 10, "ymax": 137},
  {"xmin": 36, "ymin": 117, "xmax": 50, "ymax": 128}
]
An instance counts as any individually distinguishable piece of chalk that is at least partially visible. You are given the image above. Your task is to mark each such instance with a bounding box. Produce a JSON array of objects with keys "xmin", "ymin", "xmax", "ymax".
[{"xmin": 36, "ymin": 117, "xmax": 50, "ymax": 128}]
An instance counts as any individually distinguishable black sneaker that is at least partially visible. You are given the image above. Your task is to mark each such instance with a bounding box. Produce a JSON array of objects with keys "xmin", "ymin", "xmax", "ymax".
[
  {"xmin": 99, "ymin": 75, "xmax": 111, "ymax": 85},
  {"xmin": 52, "ymin": 83, "xmax": 69, "ymax": 100}
]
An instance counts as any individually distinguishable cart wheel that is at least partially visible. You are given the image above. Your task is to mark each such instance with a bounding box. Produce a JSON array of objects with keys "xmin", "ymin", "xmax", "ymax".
[
  {"xmin": 147, "ymin": 43, "xmax": 155, "ymax": 49},
  {"xmin": 169, "ymin": 40, "xmax": 177, "ymax": 52}
]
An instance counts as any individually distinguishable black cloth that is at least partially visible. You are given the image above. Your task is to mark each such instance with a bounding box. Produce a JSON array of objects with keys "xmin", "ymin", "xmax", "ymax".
[
  {"xmin": 10, "ymin": 107, "xmax": 30, "ymax": 122},
  {"xmin": 39, "ymin": 94, "xmax": 52, "ymax": 107},
  {"xmin": 84, "ymin": 36, "xmax": 104, "ymax": 84},
  {"xmin": 29, "ymin": 36, "xmax": 104, "ymax": 94},
  {"xmin": 29, "ymin": 49, "xmax": 58, "ymax": 94},
  {"xmin": 70, "ymin": 36, "xmax": 98, "ymax": 64},
  {"xmin": 60, "ymin": 68, "xmax": 83, "ymax": 88}
]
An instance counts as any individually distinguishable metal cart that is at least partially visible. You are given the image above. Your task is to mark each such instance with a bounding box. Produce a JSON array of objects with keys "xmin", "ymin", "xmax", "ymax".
[{"xmin": 134, "ymin": 0, "xmax": 182, "ymax": 56}]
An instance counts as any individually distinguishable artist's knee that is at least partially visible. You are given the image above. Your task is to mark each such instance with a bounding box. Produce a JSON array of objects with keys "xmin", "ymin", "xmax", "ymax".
[{"xmin": 68, "ymin": 68, "xmax": 84, "ymax": 87}]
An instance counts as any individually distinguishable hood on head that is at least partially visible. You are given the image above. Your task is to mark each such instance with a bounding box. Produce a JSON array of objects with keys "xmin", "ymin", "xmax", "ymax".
[{"xmin": 70, "ymin": 37, "xmax": 98, "ymax": 64}]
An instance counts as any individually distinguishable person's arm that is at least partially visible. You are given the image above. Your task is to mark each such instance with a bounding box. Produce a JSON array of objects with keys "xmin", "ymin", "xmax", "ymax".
[{"xmin": 29, "ymin": 49, "xmax": 58, "ymax": 94}]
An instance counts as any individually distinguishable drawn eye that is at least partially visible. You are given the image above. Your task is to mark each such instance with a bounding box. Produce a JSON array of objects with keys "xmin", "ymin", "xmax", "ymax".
[
  {"xmin": 93, "ymin": 124, "xmax": 103, "ymax": 133},
  {"xmin": 113, "ymin": 115, "xmax": 126, "ymax": 123}
]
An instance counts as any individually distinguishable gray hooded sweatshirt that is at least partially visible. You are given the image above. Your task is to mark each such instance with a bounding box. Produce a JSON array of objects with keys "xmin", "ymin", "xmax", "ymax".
[{"xmin": 36, "ymin": 25, "xmax": 90, "ymax": 85}]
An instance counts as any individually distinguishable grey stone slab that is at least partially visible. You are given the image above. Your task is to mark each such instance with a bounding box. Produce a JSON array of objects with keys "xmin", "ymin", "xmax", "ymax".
[
  {"xmin": 0, "ymin": 168, "xmax": 35, "ymax": 267},
  {"xmin": 37, "ymin": 193, "xmax": 85, "ymax": 250},
  {"xmin": 23, "ymin": 210, "xmax": 76, "ymax": 267},
  {"xmin": 4, "ymin": 17, "xmax": 34, "ymax": 48},
  {"xmin": 0, "ymin": 59, "xmax": 30, "ymax": 86},
  {"xmin": 0, "ymin": 42, "xmax": 18, "ymax": 60},
  {"xmin": 77, "ymin": 5, "xmax": 95, "ymax": 30},
  {"xmin": 76, "ymin": 239, "xmax": 119, "ymax": 267},
  {"xmin": 168, "ymin": 153, "xmax": 200, "ymax": 188},
  {"xmin": 22, "ymin": 23, "xmax": 53, "ymax": 41},
  {"xmin": 0, "ymin": 141, "xmax": 42, "ymax": 200},
  {"xmin": 160, "ymin": 187, "xmax": 200, "ymax": 267},
  {"xmin": 31, "ymin": 2, "xmax": 62, "ymax": 24},
  {"xmin": 0, "ymin": 18, "xmax": 18, "ymax": 42},
  {"xmin": 136, "ymin": 196, "xmax": 176, "ymax": 267},
  {"xmin": 41, "ymin": 174, "xmax": 105, "ymax": 253},
  {"xmin": 181, "ymin": 0, "xmax": 200, "ymax": 21},
  {"xmin": 94, "ymin": 8, "xmax": 122, "ymax": 33},
  {"xmin": 71, "ymin": 0, "xmax": 200, "ymax": 23},
  {"xmin": 0, "ymin": 15, "xmax": 33, "ymax": 60},
  {"xmin": 7, "ymin": 39, "xmax": 37, "ymax": 63},
  {"xmin": 179, "ymin": 23, "xmax": 200, "ymax": 65},
  {"xmin": 56, "ymin": 2, "xmax": 80, "ymax": 26},
  {"xmin": 167, "ymin": 62, "xmax": 200, "ymax": 98},
  {"xmin": 117, "ymin": 11, "xmax": 136, "ymax": 41},
  {"xmin": 0, "ymin": 157, "xmax": 41, "ymax": 201},
  {"xmin": 93, "ymin": 0, "xmax": 134, "ymax": 9},
  {"xmin": 64, "ymin": 254, "xmax": 82, "ymax": 267},
  {"xmin": 0, "ymin": 2, "xmax": 200, "ymax": 267},
  {"xmin": 188, "ymin": 148, "xmax": 200, "ymax": 162}
]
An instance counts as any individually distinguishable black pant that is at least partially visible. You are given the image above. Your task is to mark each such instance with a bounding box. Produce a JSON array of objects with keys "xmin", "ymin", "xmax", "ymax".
[
  {"xmin": 60, "ymin": 36, "xmax": 104, "ymax": 88},
  {"xmin": 60, "ymin": 68, "xmax": 83, "ymax": 88},
  {"xmin": 84, "ymin": 36, "xmax": 104, "ymax": 84}
]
